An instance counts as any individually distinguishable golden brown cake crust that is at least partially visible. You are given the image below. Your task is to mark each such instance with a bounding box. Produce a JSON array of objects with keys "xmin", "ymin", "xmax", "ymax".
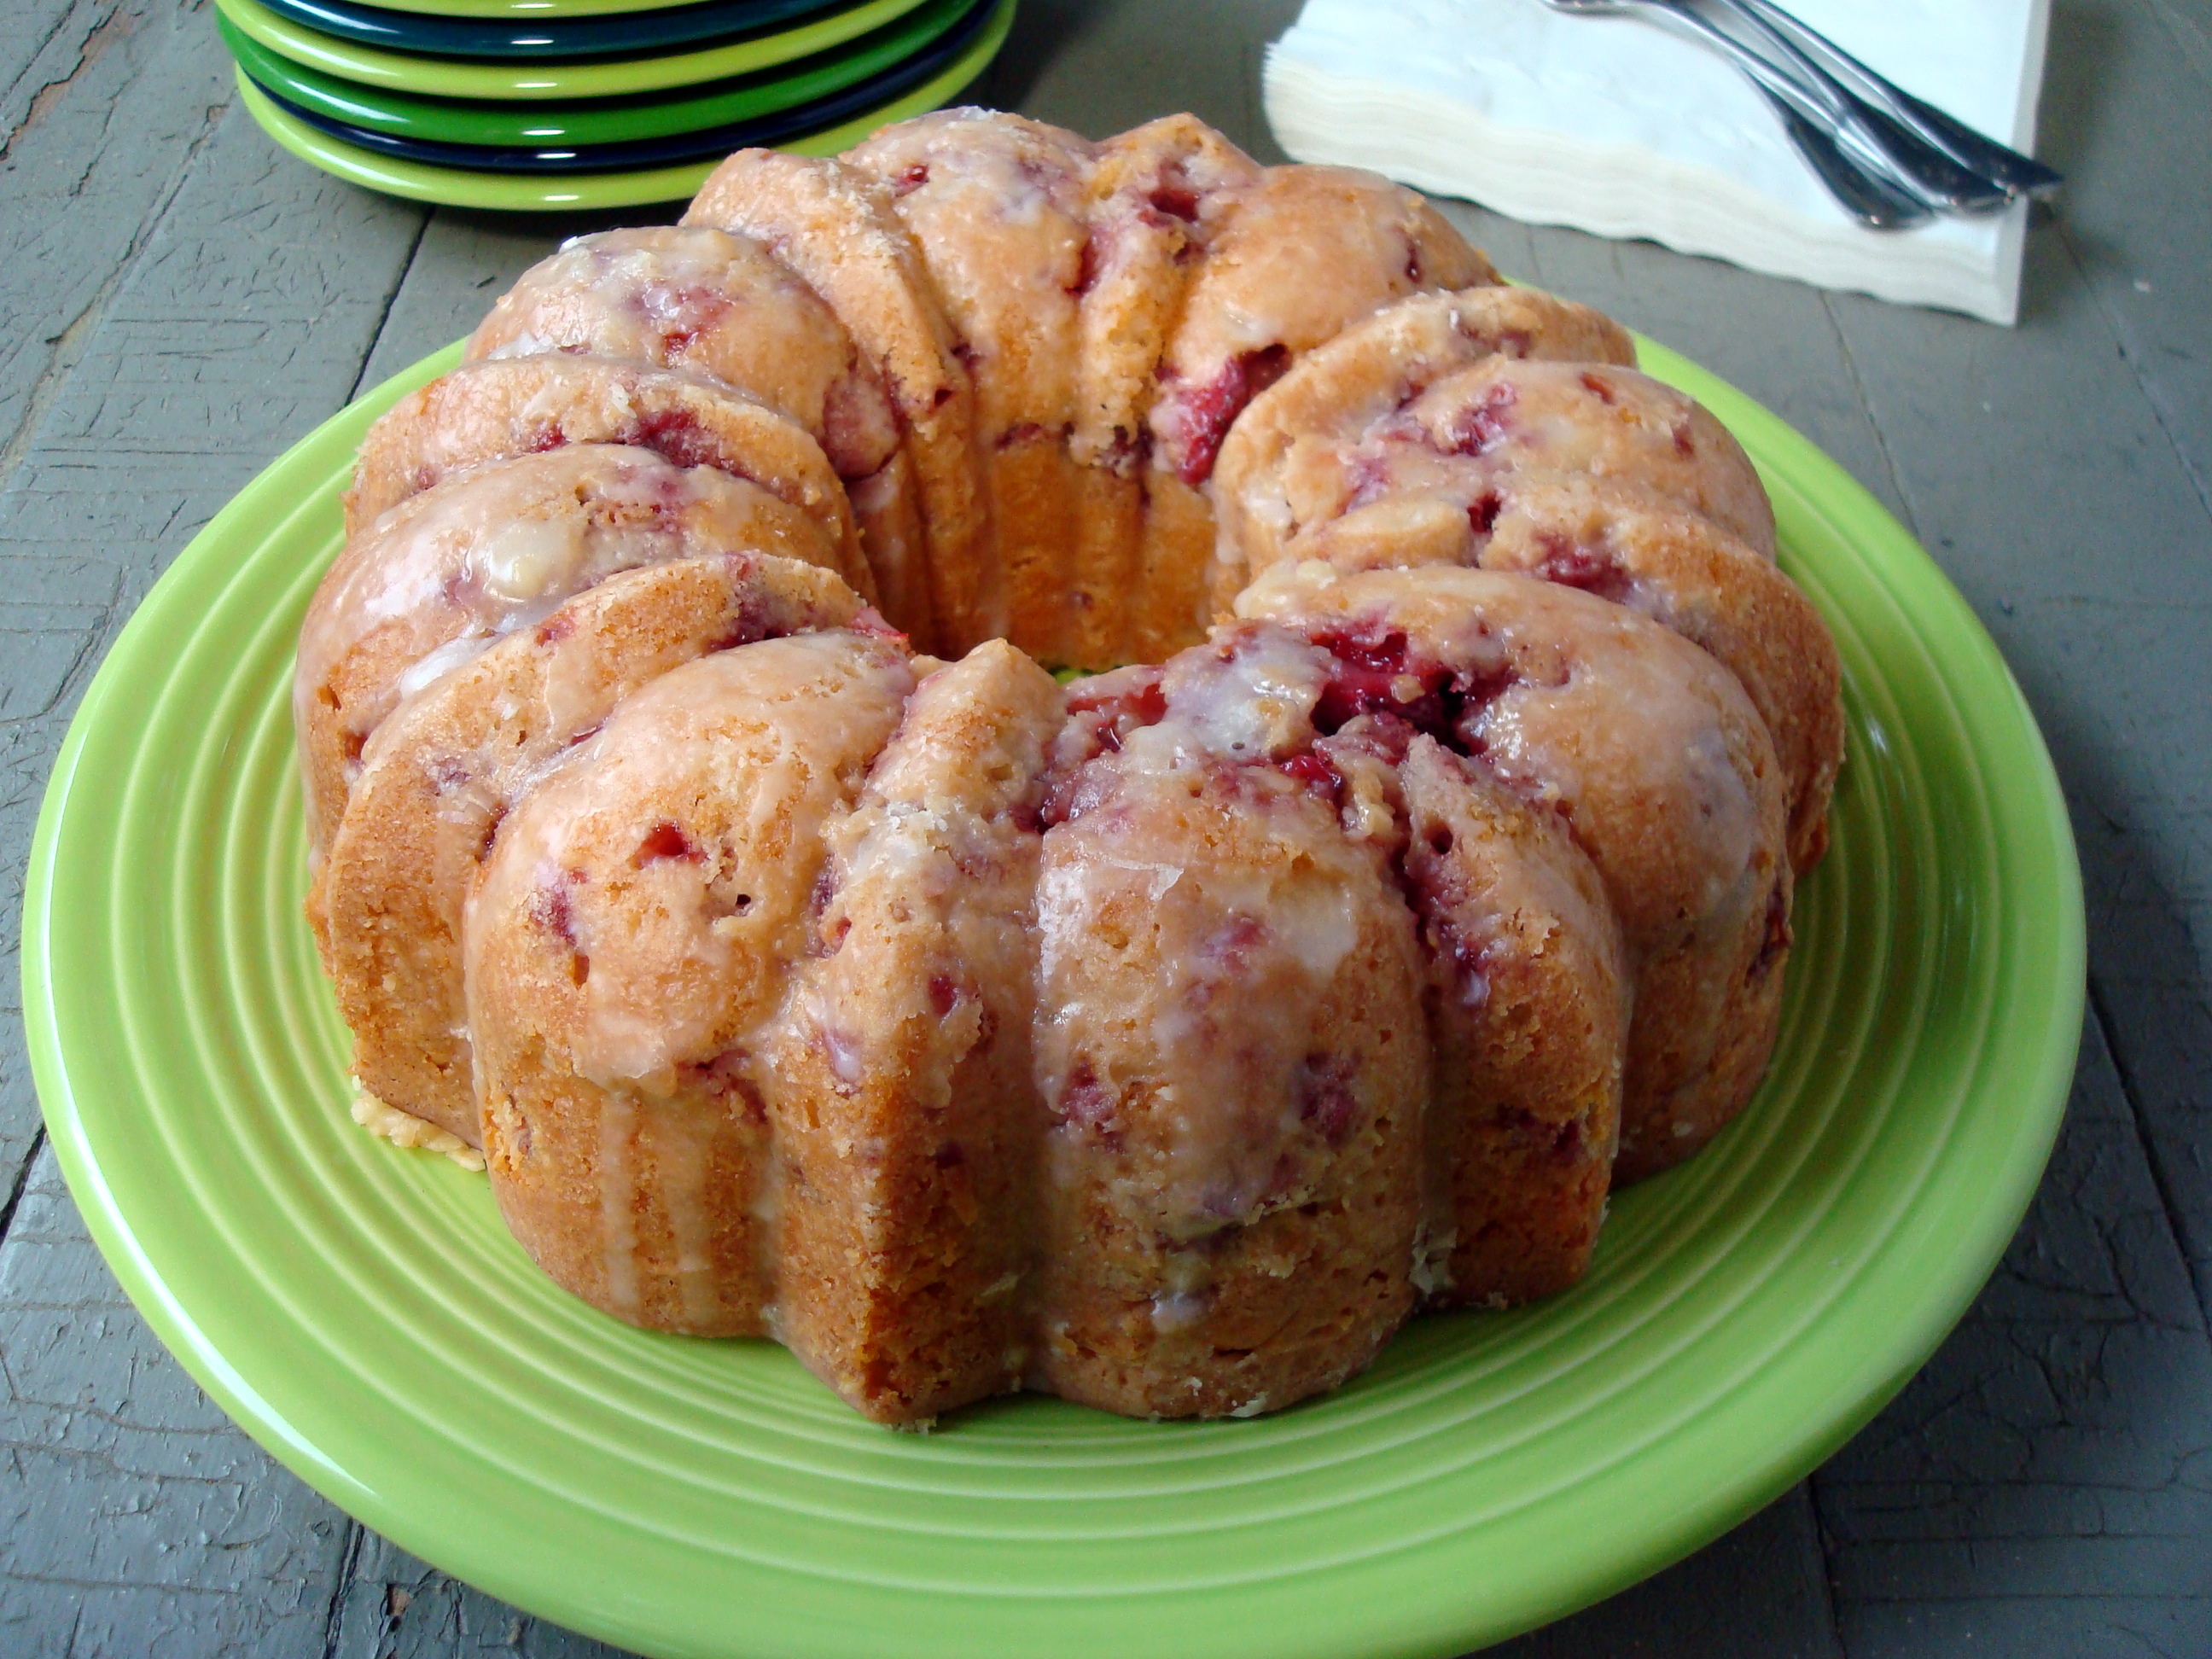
[
  {"xmin": 301, "ymin": 111, "xmax": 1845, "ymax": 1424},
  {"xmin": 469, "ymin": 632, "xmax": 916, "ymax": 1333},
  {"xmin": 296, "ymin": 445, "xmax": 843, "ymax": 862},
  {"xmin": 1150, "ymin": 166, "xmax": 1501, "ymax": 489},
  {"xmin": 769, "ymin": 639, "xmax": 1063, "ymax": 1422},
  {"xmin": 847, "ymin": 110, "xmax": 1100, "ymax": 665},
  {"xmin": 1127, "ymin": 168, "xmax": 1502, "ymax": 660},
  {"xmin": 1237, "ymin": 562, "xmax": 1792, "ymax": 1182},
  {"xmin": 1065, "ymin": 116, "xmax": 1263, "ymax": 668},
  {"xmin": 1473, "ymin": 474, "xmax": 1842, "ymax": 875},
  {"xmin": 1399, "ymin": 737, "xmax": 1628, "ymax": 1306},
  {"xmin": 1214, "ymin": 284, "xmax": 1640, "ymax": 585},
  {"xmin": 465, "ymin": 224, "xmax": 900, "ymax": 483},
  {"xmin": 1023, "ymin": 628, "xmax": 1436, "ymax": 1416},
  {"xmin": 1032, "ymin": 736, "xmax": 1427, "ymax": 1418},
  {"xmin": 1227, "ymin": 353, "xmax": 1776, "ymax": 575},
  {"xmin": 1076, "ymin": 114, "xmax": 1261, "ymax": 472},
  {"xmin": 684, "ymin": 148, "xmax": 976, "ymax": 653},
  {"xmin": 317, "ymin": 552, "xmax": 870, "ymax": 1144},
  {"xmin": 1232, "ymin": 468, "xmax": 1838, "ymax": 877},
  {"xmin": 346, "ymin": 356, "xmax": 866, "ymax": 595}
]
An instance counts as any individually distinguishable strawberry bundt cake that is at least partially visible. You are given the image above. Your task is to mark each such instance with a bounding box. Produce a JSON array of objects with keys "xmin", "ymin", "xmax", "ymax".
[{"xmin": 297, "ymin": 108, "xmax": 1842, "ymax": 1425}]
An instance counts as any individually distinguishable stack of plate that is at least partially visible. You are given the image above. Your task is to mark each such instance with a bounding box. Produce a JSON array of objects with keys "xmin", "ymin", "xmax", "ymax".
[{"xmin": 219, "ymin": 0, "xmax": 1016, "ymax": 210}]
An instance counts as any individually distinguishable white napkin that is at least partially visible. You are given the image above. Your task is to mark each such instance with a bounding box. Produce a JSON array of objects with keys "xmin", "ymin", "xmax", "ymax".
[{"xmin": 1263, "ymin": 0, "xmax": 2052, "ymax": 323}]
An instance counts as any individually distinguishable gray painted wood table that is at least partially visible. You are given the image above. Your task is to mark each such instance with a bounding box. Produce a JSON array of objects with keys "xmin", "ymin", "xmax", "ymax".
[{"xmin": 3, "ymin": 0, "xmax": 2209, "ymax": 1651}]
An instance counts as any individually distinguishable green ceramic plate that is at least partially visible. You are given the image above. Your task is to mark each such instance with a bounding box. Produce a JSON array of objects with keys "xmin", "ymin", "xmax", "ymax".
[
  {"xmin": 24, "ymin": 330, "xmax": 2081, "ymax": 1659},
  {"xmin": 232, "ymin": 2, "xmax": 1002, "ymax": 211},
  {"xmin": 367, "ymin": 0, "xmax": 780, "ymax": 21},
  {"xmin": 215, "ymin": 0, "xmax": 933, "ymax": 98},
  {"xmin": 217, "ymin": 0, "xmax": 975, "ymax": 146}
]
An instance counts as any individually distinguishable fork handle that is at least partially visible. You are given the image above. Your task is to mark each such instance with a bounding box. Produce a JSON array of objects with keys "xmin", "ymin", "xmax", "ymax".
[
  {"xmin": 1879, "ymin": 81, "xmax": 2064, "ymax": 201},
  {"xmin": 1639, "ymin": 1, "xmax": 1934, "ymax": 226},
  {"xmin": 1695, "ymin": 0, "xmax": 2011, "ymax": 211}
]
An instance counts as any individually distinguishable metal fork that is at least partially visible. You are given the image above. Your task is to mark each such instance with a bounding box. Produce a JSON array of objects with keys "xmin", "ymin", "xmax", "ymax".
[
  {"xmin": 1540, "ymin": 0, "xmax": 1934, "ymax": 227},
  {"xmin": 1540, "ymin": 0, "xmax": 2059, "ymax": 227},
  {"xmin": 1726, "ymin": 0, "xmax": 2062, "ymax": 201}
]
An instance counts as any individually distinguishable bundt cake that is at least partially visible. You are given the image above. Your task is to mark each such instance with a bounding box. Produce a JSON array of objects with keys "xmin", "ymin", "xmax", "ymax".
[{"xmin": 297, "ymin": 108, "xmax": 1843, "ymax": 1425}]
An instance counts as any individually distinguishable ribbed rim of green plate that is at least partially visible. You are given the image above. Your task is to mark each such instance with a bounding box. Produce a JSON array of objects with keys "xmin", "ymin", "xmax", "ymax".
[
  {"xmin": 218, "ymin": 0, "xmax": 974, "ymax": 145},
  {"xmin": 214, "ymin": 0, "xmax": 932, "ymax": 99},
  {"xmin": 230, "ymin": 2, "xmax": 1004, "ymax": 210},
  {"xmin": 23, "ymin": 327, "xmax": 2082, "ymax": 1659}
]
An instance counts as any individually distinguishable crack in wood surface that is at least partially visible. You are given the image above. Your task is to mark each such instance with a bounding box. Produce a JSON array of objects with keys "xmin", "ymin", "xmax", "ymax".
[
  {"xmin": 2089, "ymin": 976, "xmax": 2211, "ymax": 1318},
  {"xmin": 345, "ymin": 212, "xmax": 434, "ymax": 405},
  {"xmin": 2059, "ymin": 220, "xmax": 2212, "ymax": 526},
  {"xmin": 0, "ymin": 1129, "xmax": 40, "ymax": 1249},
  {"xmin": 0, "ymin": 2, "xmax": 126, "ymax": 166}
]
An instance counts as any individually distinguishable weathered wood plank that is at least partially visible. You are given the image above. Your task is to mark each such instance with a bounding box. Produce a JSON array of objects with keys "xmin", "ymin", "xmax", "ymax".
[
  {"xmin": 0, "ymin": 101, "xmax": 422, "ymax": 1652},
  {"xmin": 2042, "ymin": 0, "xmax": 2212, "ymax": 1344},
  {"xmin": 0, "ymin": 0, "xmax": 236, "ymax": 479},
  {"xmin": 976, "ymin": 0, "xmax": 1302, "ymax": 161},
  {"xmin": 1481, "ymin": 1485, "xmax": 1843, "ymax": 1658},
  {"xmin": 327, "ymin": 1532, "xmax": 632, "ymax": 1658},
  {"xmin": 1816, "ymin": 11, "xmax": 2212, "ymax": 1322},
  {"xmin": 0, "ymin": 105, "xmax": 424, "ymax": 1202},
  {"xmin": 0, "ymin": 1146, "xmax": 353, "ymax": 1657},
  {"xmin": 1813, "ymin": 1010, "xmax": 2212, "ymax": 1654},
  {"xmin": 0, "ymin": 0, "xmax": 242, "ymax": 1175},
  {"xmin": 2050, "ymin": 0, "xmax": 2212, "ymax": 517},
  {"xmin": 2142, "ymin": 0, "xmax": 2212, "ymax": 92},
  {"xmin": 0, "ymin": 0, "xmax": 99, "ymax": 107}
]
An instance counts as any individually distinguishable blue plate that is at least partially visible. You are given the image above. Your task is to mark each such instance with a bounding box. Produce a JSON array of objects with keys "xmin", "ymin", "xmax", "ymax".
[{"xmin": 252, "ymin": 0, "xmax": 846, "ymax": 60}]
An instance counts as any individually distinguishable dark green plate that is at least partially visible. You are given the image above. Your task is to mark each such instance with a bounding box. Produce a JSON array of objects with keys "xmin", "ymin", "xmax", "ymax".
[
  {"xmin": 368, "ymin": 0, "xmax": 778, "ymax": 20},
  {"xmin": 250, "ymin": 0, "xmax": 843, "ymax": 59},
  {"xmin": 217, "ymin": 0, "xmax": 976, "ymax": 148}
]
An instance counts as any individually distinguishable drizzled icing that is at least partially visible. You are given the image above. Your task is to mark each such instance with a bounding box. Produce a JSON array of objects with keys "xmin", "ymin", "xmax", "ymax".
[
  {"xmin": 300, "ymin": 102, "xmax": 1835, "ymax": 1417},
  {"xmin": 296, "ymin": 444, "xmax": 831, "ymax": 847},
  {"xmin": 1036, "ymin": 626, "xmax": 1394, "ymax": 1244},
  {"xmin": 469, "ymin": 225, "xmax": 898, "ymax": 480},
  {"xmin": 481, "ymin": 632, "xmax": 913, "ymax": 1094},
  {"xmin": 852, "ymin": 109, "xmax": 1095, "ymax": 436},
  {"xmin": 1149, "ymin": 166, "xmax": 1498, "ymax": 487},
  {"xmin": 788, "ymin": 641, "xmax": 1058, "ymax": 1112},
  {"xmin": 1238, "ymin": 562, "xmax": 1773, "ymax": 954},
  {"xmin": 468, "ymin": 631, "xmax": 912, "ymax": 1336},
  {"xmin": 1285, "ymin": 358, "xmax": 1774, "ymax": 562}
]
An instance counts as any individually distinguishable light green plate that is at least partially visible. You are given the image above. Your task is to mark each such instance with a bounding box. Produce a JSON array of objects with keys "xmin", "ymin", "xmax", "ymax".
[
  {"xmin": 232, "ymin": 1, "xmax": 1003, "ymax": 212},
  {"xmin": 217, "ymin": 0, "xmax": 977, "ymax": 146},
  {"xmin": 23, "ymin": 332, "xmax": 2081, "ymax": 1658},
  {"xmin": 215, "ymin": 0, "xmax": 933, "ymax": 99}
]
